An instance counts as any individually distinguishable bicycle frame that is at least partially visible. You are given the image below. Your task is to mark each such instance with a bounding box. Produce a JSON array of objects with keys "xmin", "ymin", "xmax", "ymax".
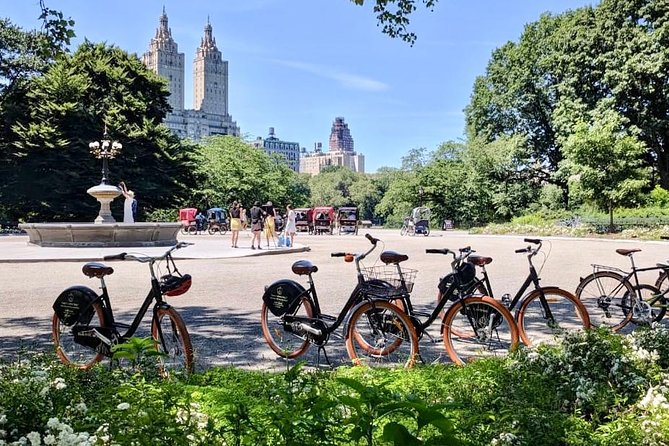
[{"xmin": 590, "ymin": 257, "xmax": 669, "ymax": 308}]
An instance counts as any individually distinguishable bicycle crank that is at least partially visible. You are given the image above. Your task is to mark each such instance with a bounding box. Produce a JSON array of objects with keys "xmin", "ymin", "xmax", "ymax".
[{"xmin": 632, "ymin": 300, "xmax": 653, "ymax": 324}]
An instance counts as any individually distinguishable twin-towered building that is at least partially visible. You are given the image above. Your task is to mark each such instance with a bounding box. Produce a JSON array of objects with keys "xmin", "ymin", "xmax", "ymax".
[
  {"xmin": 143, "ymin": 8, "xmax": 239, "ymax": 140},
  {"xmin": 143, "ymin": 10, "xmax": 364, "ymax": 174}
]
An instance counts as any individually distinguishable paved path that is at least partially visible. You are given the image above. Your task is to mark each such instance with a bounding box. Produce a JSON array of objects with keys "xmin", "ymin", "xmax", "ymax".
[{"xmin": 1, "ymin": 229, "xmax": 667, "ymax": 371}]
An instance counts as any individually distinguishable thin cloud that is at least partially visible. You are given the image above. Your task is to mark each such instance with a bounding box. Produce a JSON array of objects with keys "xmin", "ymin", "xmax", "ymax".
[{"xmin": 269, "ymin": 59, "xmax": 389, "ymax": 92}]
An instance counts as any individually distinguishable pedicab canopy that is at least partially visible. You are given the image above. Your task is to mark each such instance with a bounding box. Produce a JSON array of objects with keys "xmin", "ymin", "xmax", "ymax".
[
  {"xmin": 179, "ymin": 208, "xmax": 197, "ymax": 224},
  {"xmin": 411, "ymin": 206, "xmax": 431, "ymax": 222},
  {"xmin": 207, "ymin": 208, "xmax": 227, "ymax": 222},
  {"xmin": 313, "ymin": 206, "xmax": 335, "ymax": 222}
]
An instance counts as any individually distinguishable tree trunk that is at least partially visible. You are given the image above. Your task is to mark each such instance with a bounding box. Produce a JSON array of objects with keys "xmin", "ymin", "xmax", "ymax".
[{"xmin": 609, "ymin": 205, "xmax": 614, "ymax": 233}]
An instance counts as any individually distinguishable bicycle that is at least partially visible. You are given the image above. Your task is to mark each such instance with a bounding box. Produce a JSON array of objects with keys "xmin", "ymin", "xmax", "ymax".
[
  {"xmin": 52, "ymin": 242, "xmax": 195, "ymax": 375},
  {"xmin": 261, "ymin": 234, "xmax": 419, "ymax": 368},
  {"xmin": 458, "ymin": 239, "xmax": 590, "ymax": 347},
  {"xmin": 351, "ymin": 240, "xmax": 518, "ymax": 365},
  {"xmin": 399, "ymin": 218, "xmax": 414, "ymax": 236},
  {"xmin": 575, "ymin": 248, "xmax": 668, "ymax": 331}
]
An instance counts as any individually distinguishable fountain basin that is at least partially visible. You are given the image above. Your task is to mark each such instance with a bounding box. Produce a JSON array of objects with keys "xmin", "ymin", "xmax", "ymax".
[{"xmin": 19, "ymin": 222, "xmax": 182, "ymax": 247}]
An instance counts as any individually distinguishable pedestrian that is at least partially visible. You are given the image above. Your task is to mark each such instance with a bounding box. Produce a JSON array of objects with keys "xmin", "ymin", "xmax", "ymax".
[
  {"xmin": 119, "ymin": 181, "xmax": 136, "ymax": 223},
  {"xmin": 229, "ymin": 201, "xmax": 241, "ymax": 248},
  {"xmin": 264, "ymin": 201, "xmax": 277, "ymax": 247},
  {"xmin": 285, "ymin": 204, "xmax": 297, "ymax": 247},
  {"xmin": 249, "ymin": 201, "xmax": 264, "ymax": 250},
  {"xmin": 239, "ymin": 202, "xmax": 247, "ymax": 230}
]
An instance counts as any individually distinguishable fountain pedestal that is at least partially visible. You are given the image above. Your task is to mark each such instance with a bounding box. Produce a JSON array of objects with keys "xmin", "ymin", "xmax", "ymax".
[{"xmin": 87, "ymin": 184, "xmax": 122, "ymax": 224}]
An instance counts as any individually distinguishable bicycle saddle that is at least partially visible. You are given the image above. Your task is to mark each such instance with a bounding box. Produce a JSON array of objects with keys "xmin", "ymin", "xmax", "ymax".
[
  {"xmin": 292, "ymin": 260, "xmax": 318, "ymax": 275},
  {"xmin": 380, "ymin": 251, "xmax": 408, "ymax": 264},
  {"xmin": 82, "ymin": 262, "xmax": 114, "ymax": 278},
  {"xmin": 468, "ymin": 254, "xmax": 493, "ymax": 266},
  {"xmin": 615, "ymin": 248, "xmax": 641, "ymax": 256}
]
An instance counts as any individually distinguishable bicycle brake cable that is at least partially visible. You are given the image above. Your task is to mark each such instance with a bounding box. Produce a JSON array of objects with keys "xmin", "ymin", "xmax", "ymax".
[{"xmin": 536, "ymin": 240, "xmax": 551, "ymax": 277}]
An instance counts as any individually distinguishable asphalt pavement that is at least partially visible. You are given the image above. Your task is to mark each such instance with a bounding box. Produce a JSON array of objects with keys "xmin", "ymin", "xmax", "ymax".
[{"xmin": 1, "ymin": 228, "xmax": 668, "ymax": 371}]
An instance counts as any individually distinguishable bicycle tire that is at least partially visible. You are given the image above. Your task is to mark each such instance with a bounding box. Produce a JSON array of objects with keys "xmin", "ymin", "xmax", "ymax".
[
  {"xmin": 261, "ymin": 297, "xmax": 313, "ymax": 359},
  {"xmin": 152, "ymin": 307, "xmax": 194, "ymax": 376},
  {"xmin": 400, "ymin": 226, "xmax": 407, "ymax": 236},
  {"xmin": 52, "ymin": 302, "xmax": 105, "ymax": 369},
  {"xmin": 437, "ymin": 281, "xmax": 488, "ymax": 326},
  {"xmin": 442, "ymin": 296, "xmax": 519, "ymax": 365},
  {"xmin": 623, "ymin": 284, "xmax": 666, "ymax": 324},
  {"xmin": 575, "ymin": 271, "xmax": 634, "ymax": 331},
  {"xmin": 516, "ymin": 287, "xmax": 590, "ymax": 347},
  {"xmin": 207, "ymin": 226, "xmax": 218, "ymax": 235},
  {"xmin": 346, "ymin": 300, "xmax": 418, "ymax": 368}
]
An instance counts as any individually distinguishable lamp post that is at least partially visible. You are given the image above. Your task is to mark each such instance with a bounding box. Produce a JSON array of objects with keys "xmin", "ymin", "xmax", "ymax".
[
  {"xmin": 89, "ymin": 131, "xmax": 122, "ymax": 185},
  {"xmin": 87, "ymin": 130, "xmax": 123, "ymax": 223}
]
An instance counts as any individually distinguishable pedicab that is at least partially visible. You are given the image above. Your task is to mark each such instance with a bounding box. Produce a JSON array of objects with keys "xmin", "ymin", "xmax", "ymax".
[
  {"xmin": 294, "ymin": 208, "xmax": 314, "ymax": 233},
  {"xmin": 336, "ymin": 206, "xmax": 359, "ymax": 235},
  {"xmin": 313, "ymin": 206, "xmax": 335, "ymax": 235},
  {"xmin": 207, "ymin": 207, "xmax": 229, "ymax": 235},
  {"xmin": 411, "ymin": 206, "xmax": 431, "ymax": 236},
  {"xmin": 179, "ymin": 208, "xmax": 198, "ymax": 235}
]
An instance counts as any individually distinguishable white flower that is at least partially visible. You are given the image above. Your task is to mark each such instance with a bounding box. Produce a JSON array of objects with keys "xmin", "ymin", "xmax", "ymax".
[
  {"xmin": 51, "ymin": 378, "xmax": 66, "ymax": 390},
  {"xmin": 0, "ymin": 414, "xmax": 6, "ymax": 425},
  {"xmin": 42, "ymin": 435, "xmax": 55, "ymax": 445},
  {"xmin": 75, "ymin": 402, "xmax": 87, "ymax": 413},
  {"xmin": 46, "ymin": 418, "xmax": 60, "ymax": 430},
  {"xmin": 26, "ymin": 431, "xmax": 40, "ymax": 445},
  {"xmin": 117, "ymin": 402, "xmax": 130, "ymax": 411}
]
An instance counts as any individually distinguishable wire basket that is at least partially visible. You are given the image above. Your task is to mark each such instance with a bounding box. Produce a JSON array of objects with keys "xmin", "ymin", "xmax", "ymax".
[{"xmin": 361, "ymin": 265, "xmax": 417, "ymax": 294}]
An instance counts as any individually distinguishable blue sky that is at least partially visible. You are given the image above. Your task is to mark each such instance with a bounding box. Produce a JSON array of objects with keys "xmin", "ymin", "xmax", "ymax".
[{"xmin": 4, "ymin": 0, "xmax": 597, "ymax": 172}]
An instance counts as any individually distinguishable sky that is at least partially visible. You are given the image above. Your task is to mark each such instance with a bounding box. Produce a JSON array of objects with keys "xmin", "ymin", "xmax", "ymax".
[{"xmin": 3, "ymin": 0, "xmax": 599, "ymax": 172}]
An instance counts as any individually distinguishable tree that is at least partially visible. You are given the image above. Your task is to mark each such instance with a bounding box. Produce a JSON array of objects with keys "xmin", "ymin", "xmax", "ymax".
[
  {"xmin": 192, "ymin": 136, "xmax": 299, "ymax": 209},
  {"xmin": 563, "ymin": 107, "xmax": 650, "ymax": 230},
  {"xmin": 1, "ymin": 41, "xmax": 193, "ymax": 222},
  {"xmin": 351, "ymin": 0, "xmax": 438, "ymax": 45}
]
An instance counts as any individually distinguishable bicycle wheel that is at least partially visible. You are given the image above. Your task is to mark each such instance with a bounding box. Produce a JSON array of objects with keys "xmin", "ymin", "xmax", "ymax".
[
  {"xmin": 623, "ymin": 284, "xmax": 666, "ymax": 324},
  {"xmin": 443, "ymin": 296, "xmax": 519, "ymax": 365},
  {"xmin": 261, "ymin": 297, "xmax": 313, "ymax": 359},
  {"xmin": 400, "ymin": 226, "xmax": 407, "ymax": 236},
  {"xmin": 516, "ymin": 287, "xmax": 590, "ymax": 347},
  {"xmin": 152, "ymin": 307, "xmax": 194, "ymax": 376},
  {"xmin": 52, "ymin": 302, "xmax": 105, "ymax": 369},
  {"xmin": 346, "ymin": 300, "xmax": 418, "ymax": 368},
  {"xmin": 207, "ymin": 226, "xmax": 218, "ymax": 235},
  {"xmin": 575, "ymin": 271, "xmax": 634, "ymax": 331}
]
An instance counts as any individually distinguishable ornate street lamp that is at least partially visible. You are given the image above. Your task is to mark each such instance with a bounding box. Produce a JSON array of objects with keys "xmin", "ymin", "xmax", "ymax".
[
  {"xmin": 89, "ymin": 131, "xmax": 122, "ymax": 185},
  {"xmin": 87, "ymin": 129, "xmax": 123, "ymax": 224}
]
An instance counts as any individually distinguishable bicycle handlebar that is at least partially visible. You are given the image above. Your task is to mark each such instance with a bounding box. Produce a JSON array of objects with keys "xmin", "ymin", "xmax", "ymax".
[
  {"xmin": 515, "ymin": 248, "xmax": 530, "ymax": 254},
  {"xmin": 331, "ymin": 252, "xmax": 347, "ymax": 257},
  {"xmin": 103, "ymin": 242, "xmax": 193, "ymax": 263},
  {"xmin": 524, "ymin": 238, "xmax": 541, "ymax": 244},
  {"xmin": 103, "ymin": 253, "xmax": 127, "ymax": 261},
  {"xmin": 426, "ymin": 248, "xmax": 451, "ymax": 255},
  {"xmin": 365, "ymin": 233, "xmax": 379, "ymax": 245}
]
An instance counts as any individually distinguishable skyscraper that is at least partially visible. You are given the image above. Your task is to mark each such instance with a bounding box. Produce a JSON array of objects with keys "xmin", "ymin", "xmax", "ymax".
[
  {"xmin": 300, "ymin": 117, "xmax": 364, "ymax": 175},
  {"xmin": 143, "ymin": 9, "xmax": 239, "ymax": 140}
]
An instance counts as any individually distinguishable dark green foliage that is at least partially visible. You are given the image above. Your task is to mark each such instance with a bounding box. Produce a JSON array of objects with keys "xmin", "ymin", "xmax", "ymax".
[{"xmin": 0, "ymin": 41, "xmax": 193, "ymax": 222}]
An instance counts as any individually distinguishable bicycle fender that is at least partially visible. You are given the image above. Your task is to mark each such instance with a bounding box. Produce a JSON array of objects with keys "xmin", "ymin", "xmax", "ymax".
[
  {"xmin": 53, "ymin": 285, "xmax": 99, "ymax": 326},
  {"xmin": 263, "ymin": 279, "xmax": 306, "ymax": 317}
]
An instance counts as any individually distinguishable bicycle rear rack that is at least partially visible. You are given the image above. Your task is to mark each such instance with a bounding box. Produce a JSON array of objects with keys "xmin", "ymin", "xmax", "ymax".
[{"xmin": 591, "ymin": 264, "xmax": 626, "ymax": 275}]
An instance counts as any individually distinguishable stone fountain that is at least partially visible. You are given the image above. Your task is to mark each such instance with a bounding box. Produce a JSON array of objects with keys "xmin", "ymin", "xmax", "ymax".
[{"xmin": 20, "ymin": 131, "xmax": 181, "ymax": 247}]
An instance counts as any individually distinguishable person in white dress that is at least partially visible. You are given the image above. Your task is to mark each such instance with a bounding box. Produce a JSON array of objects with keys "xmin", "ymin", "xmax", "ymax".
[
  {"xmin": 119, "ymin": 181, "xmax": 135, "ymax": 223},
  {"xmin": 285, "ymin": 204, "xmax": 297, "ymax": 246}
]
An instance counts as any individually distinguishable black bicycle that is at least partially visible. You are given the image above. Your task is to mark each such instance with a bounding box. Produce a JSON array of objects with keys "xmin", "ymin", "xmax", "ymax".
[
  {"xmin": 52, "ymin": 242, "xmax": 195, "ymax": 375},
  {"xmin": 460, "ymin": 239, "xmax": 590, "ymax": 347},
  {"xmin": 261, "ymin": 234, "xmax": 419, "ymax": 367},
  {"xmin": 575, "ymin": 248, "xmax": 669, "ymax": 331}
]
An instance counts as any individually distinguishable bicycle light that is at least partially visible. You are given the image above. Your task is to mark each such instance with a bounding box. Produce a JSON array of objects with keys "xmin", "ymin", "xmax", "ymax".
[{"xmin": 344, "ymin": 254, "xmax": 354, "ymax": 262}]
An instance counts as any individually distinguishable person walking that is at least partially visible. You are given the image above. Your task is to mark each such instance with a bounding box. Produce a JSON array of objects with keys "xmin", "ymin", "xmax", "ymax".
[
  {"xmin": 249, "ymin": 201, "xmax": 265, "ymax": 250},
  {"xmin": 285, "ymin": 204, "xmax": 297, "ymax": 247},
  {"xmin": 119, "ymin": 182, "xmax": 136, "ymax": 223},
  {"xmin": 229, "ymin": 201, "xmax": 241, "ymax": 248}
]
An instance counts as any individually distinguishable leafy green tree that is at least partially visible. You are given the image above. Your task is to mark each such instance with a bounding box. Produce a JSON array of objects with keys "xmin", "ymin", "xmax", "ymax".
[
  {"xmin": 563, "ymin": 107, "xmax": 650, "ymax": 230},
  {"xmin": 192, "ymin": 136, "xmax": 299, "ymax": 210},
  {"xmin": 1, "ymin": 41, "xmax": 192, "ymax": 222},
  {"xmin": 351, "ymin": 0, "xmax": 438, "ymax": 45}
]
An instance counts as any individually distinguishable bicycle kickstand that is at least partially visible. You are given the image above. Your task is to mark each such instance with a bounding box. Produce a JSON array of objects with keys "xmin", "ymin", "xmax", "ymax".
[{"xmin": 316, "ymin": 345, "xmax": 333, "ymax": 368}]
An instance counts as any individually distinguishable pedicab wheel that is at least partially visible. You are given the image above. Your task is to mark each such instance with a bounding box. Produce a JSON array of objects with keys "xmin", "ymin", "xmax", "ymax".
[
  {"xmin": 207, "ymin": 226, "xmax": 218, "ymax": 235},
  {"xmin": 185, "ymin": 225, "xmax": 197, "ymax": 235},
  {"xmin": 424, "ymin": 227, "xmax": 430, "ymax": 236},
  {"xmin": 220, "ymin": 225, "xmax": 228, "ymax": 235}
]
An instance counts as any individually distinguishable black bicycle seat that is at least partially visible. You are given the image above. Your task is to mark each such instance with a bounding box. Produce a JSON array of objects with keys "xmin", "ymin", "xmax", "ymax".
[
  {"xmin": 82, "ymin": 262, "xmax": 114, "ymax": 278},
  {"xmin": 615, "ymin": 248, "xmax": 641, "ymax": 256},
  {"xmin": 380, "ymin": 251, "xmax": 408, "ymax": 264},
  {"xmin": 292, "ymin": 260, "xmax": 318, "ymax": 275}
]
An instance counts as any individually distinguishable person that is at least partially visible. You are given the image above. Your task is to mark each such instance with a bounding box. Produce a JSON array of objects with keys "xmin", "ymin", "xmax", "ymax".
[
  {"xmin": 249, "ymin": 201, "xmax": 265, "ymax": 250},
  {"xmin": 284, "ymin": 204, "xmax": 297, "ymax": 247},
  {"xmin": 263, "ymin": 201, "xmax": 277, "ymax": 247},
  {"xmin": 229, "ymin": 201, "xmax": 241, "ymax": 248},
  {"xmin": 119, "ymin": 182, "xmax": 136, "ymax": 223},
  {"xmin": 239, "ymin": 202, "xmax": 247, "ymax": 230},
  {"xmin": 195, "ymin": 211, "xmax": 207, "ymax": 232}
]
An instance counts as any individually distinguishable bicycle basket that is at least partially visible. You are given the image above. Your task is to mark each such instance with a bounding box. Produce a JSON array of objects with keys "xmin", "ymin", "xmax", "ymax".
[
  {"xmin": 361, "ymin": 265, "xmax": 417, "ymax": 293},
  {"xmin": 160, "ymin": 273, "xmax": 192, "ymax": 296}
]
